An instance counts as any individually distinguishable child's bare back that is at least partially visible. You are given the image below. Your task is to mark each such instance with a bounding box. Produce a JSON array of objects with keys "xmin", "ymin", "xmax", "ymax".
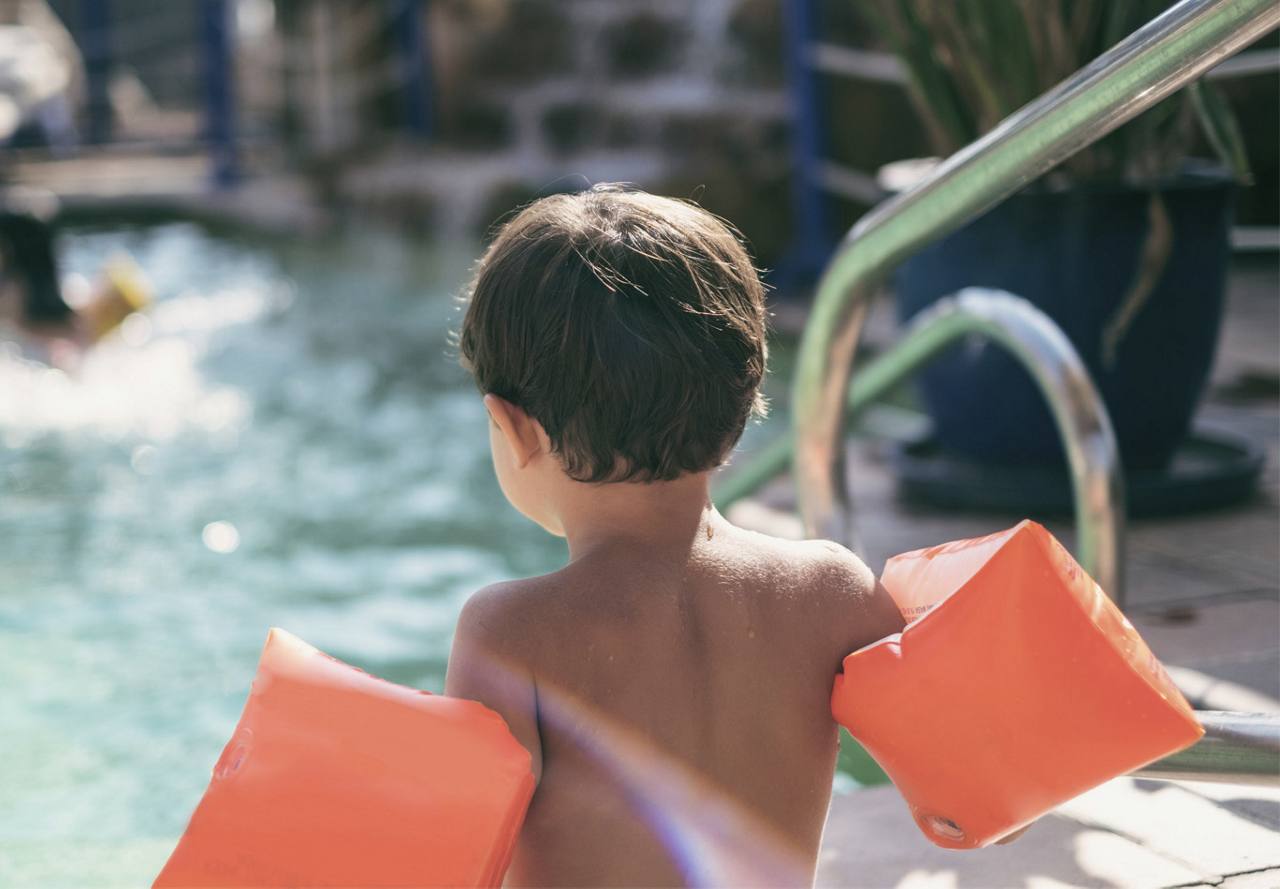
[
  {"xmin": 446, "ymin": 185, "xmax": 904, "ymax": 885},
  {"xmin": 449, "ymin": 501, "xmax": 903, "ymax": 886}
]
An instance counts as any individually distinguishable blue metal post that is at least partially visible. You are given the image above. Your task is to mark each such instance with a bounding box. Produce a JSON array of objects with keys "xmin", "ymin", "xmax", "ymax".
[
  {"xmin": 200, "ymin": 0, "xmax": 238, "ymax": 187},
  {"xmin": 80, "ymin": 0, "xmax": 113, "ymax": 143},
  {"xmin": 389, "ymin": 0, "xmax": 433, "ymax": 138},
  {"xmin": 779, "ymin": 0, "xmax": 831, "ymax": 287}
]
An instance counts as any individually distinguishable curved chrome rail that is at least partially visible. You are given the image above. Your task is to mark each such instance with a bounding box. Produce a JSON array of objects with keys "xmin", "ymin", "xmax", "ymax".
[
  {"xmin": 792, "ymin": 0, "xmax": 1280, "ymax": 554},
  {"xmin": 1138, "ymin": 712, "xmax": 1280, "ymax": 786},
  {"xmin": 719, "ymin": 289, "xmax": 1126, "ymax": 600}
]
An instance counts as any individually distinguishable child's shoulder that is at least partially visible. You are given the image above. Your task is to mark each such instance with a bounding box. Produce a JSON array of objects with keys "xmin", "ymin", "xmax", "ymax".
[
  {"xmin": 734, "ymin": 529, "xmax": 904, "ymax": 662},
  {"xmin": 453, "ymin": 574, "xmax": 555, "ymax": 644},
  {"xmin": 801, "ymin": 537, "xmax": 878, "ymax": 597},
  {"xmin": 732, "ymin": 526, "xmax": 877, "ymax": 597},
  {"xmin": 451, "ymin": 566, "xmax": 590, "ymax": 654}
]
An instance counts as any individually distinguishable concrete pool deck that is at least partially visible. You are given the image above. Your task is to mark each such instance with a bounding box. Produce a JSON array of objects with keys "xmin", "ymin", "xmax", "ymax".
[
  {"xmin": 818, "ymin": 775, "xmax": 1280, "ymax": 888},
  {"xmin": 738, "ymin": 258, "xmax": 1280, "ymax": 886}
]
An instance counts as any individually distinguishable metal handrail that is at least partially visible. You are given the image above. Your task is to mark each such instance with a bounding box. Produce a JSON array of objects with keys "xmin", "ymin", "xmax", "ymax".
[
  {"xmin": 776, "ymin": 0, "xmax": 1280, "ymax": 790},
  {"xmin": 719, "ymin": 289, "xmax": 1127, "ymax": 600},
  {"xmin": 1138, "ymin": 712, "xmax": 1280, "ymax": 786},
  {"xmin": 791, "ymin": 0, "xmax": 1280, "ymax": 557},
  {"xmin": 716, "ymin": 300, "xmax": 1280, "ymax": 781}
]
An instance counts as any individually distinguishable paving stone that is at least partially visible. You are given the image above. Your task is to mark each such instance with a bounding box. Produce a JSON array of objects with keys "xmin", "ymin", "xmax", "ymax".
[
  {"xmin": 1131, "ymin": 599, "xmax": 1280, "ymax": 704},
  {"xmin": 818, "ymin": 785, "xmax": 1206, "ymax": 888},
  {"xmin": 1136, "ymin": 597, "xmax": 1280, "ymax": 657},
  {"xmin": 1165, "ymin": 664, "xmax": 1280, "ymax": 713},
  {"xmin": 1123, "ymin": 505, "xmax": 1280, "ymax": 607},
  {"xmin": 1217, "ymin": 867, "xmax": 1280, "ymax": 888},
  {"xmin": 1211, "ymin": 259, "xmax": 1280, "ymax": 384},
  {"xmin": 1167, "ymin": 779, "xmax": 1280, "ymax": 832},
  {"xmin": 1054, "ymin": 778, "xmax": 1280, "ymax": 877}
]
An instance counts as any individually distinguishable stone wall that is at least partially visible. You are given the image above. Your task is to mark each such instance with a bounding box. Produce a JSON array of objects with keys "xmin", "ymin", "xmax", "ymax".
[{"xmin": 335, "ymin": 0, "xmax": 798, "ymax": 264}]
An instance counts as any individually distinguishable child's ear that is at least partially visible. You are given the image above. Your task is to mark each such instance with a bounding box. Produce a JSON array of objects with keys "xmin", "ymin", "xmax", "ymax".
[
  {"xmin": 531, "ymin": 418, "xmax": 552, "ymax": 454},
  {"xmin": 483, "ymin": 394, "xmax": 544, "ymax": 469}
]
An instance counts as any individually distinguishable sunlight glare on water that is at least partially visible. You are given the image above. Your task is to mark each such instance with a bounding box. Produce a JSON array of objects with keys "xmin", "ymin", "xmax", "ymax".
[{"xmin": 0, "ymin": 223, "xmax": 567, "ymax": 887}]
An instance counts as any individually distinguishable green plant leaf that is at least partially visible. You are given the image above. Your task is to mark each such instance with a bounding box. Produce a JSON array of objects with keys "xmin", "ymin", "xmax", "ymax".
[
  {"xmin": 862, "ymin": 0, "xmax": 977, "ymax": 152},
  {"xmin": 1190, "ymin": 80, "xmax": 1252, "ymax": 183},
  {"xmin": 858, "ymin": 0, "xmax": 1223, "ymax": 184}
]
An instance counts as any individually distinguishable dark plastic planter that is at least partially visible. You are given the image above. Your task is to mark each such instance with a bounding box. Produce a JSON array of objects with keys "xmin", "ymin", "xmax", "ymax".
[{"xmin": 895, "ymin": 166, "xmax": 1235, "ymax": 470}]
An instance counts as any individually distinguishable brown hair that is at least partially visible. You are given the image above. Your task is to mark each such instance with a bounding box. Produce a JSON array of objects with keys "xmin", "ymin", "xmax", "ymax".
[{"xmin": 459, "ymin": 184, "xmax": 768, "ymax": 484}]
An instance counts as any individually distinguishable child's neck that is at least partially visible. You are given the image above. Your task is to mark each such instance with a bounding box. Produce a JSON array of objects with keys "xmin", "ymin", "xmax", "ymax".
[{"xmin": 556, "ymin": 470, "xmax": 718, "ymax": 563}]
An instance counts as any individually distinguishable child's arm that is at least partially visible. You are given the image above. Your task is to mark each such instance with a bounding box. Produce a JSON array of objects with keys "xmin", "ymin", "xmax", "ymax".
[{"xmin": 446, "ymin": 585, "xmax": 543, "ymax": 784}]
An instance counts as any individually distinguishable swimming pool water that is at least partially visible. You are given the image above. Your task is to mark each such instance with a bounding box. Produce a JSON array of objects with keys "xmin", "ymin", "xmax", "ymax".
[
  {"xmin": 0, "ymin": 222, "xmax": 584, "ymax": 886},
  {"xmin": 0, "ymin": 221, "xmax": 804, "ymax": 887}
]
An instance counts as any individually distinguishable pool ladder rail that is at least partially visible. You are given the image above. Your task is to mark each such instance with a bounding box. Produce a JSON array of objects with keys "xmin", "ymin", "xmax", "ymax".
[{"xmin": 718, "ymin": 0, "xmax": 1280, "ymax": 788}]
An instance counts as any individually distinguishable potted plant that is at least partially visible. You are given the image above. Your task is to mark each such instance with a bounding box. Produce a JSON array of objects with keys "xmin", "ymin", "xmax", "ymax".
[{"xmin": 865, "ymin": 1, "xmax": 1249, "ymax": 473}]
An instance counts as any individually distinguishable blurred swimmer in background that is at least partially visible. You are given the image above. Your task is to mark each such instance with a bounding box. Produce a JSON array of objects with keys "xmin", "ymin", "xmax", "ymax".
[{"xmin": 0, "ymin": 197, "xmax": 150, "ymax": 366}]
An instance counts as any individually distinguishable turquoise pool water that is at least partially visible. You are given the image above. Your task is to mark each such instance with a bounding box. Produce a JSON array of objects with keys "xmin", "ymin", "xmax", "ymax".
[
  {"xmin": 0, "ymin": 223, "xmax": 587, "ymax": 886},
  {"xmin": 0, "ymin": 221, "xmax": 805, "ymax": 887}
]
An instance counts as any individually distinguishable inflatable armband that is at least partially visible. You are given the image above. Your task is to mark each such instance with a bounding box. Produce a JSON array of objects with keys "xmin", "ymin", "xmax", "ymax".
[
  {"xmin": 832, "ymin": 521, "xmax": 1202, "ymax": 849},
  {"xmin": 154, "ymin": 628, "xmax": 535, "ymax": 887}
]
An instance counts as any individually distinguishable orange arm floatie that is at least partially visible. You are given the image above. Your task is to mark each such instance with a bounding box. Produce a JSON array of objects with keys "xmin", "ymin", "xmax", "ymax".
[
  {"xmin": 154, "ymin": 628, "xmax": 535, "ymax": 888},
  {"xmin": 831, "ymin": 520, "xmax": 1202, "ymax": 849}
]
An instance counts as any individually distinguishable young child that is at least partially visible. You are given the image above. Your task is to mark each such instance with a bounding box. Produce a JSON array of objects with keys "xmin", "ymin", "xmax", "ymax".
[{"xmin": 447, "ymin": 184, "xmax": 906, "ymax": 887}]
